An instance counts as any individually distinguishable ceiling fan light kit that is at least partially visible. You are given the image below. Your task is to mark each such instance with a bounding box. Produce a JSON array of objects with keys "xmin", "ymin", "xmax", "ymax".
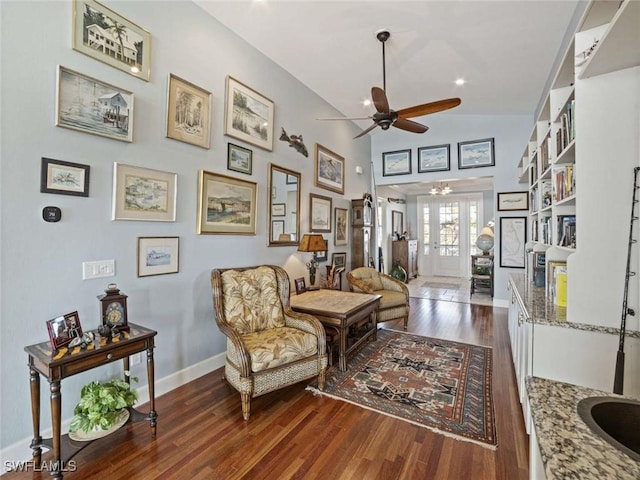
[{"xmin": 319, "ymin": 30, "xmax": 461, "ymax": 139}]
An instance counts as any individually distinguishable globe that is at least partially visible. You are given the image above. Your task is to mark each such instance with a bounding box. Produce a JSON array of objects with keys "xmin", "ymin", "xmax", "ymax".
[{"xmin": 476, "ymin": 234, "xmax": 494, "ymax": 255}]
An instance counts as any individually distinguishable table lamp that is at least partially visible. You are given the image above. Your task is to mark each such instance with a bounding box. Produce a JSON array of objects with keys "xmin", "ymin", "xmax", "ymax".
[{"xmin": 297, "ymin": 234, "xmax": 327, "ymax": 285}]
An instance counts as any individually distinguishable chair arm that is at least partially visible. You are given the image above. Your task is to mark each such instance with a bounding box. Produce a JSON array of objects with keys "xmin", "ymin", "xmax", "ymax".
[
  {"xmin": 346, "ymin": 273, "xmax": 374, "ymax": 294},
  {"xmin": 379, "ymin": 273, "xmax": 409, "ymax": 296},
  {"xmin": 216, "ymin": 323, "xmax": 252, "ymax": 377},
  {"xmin": 283, "ymin": 308, "xmax": 326, "ymax": 354}
]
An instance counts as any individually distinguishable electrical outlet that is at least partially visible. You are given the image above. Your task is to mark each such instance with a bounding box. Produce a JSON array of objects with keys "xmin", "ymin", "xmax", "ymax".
[
  {"xmin": 82, "ymin": 260, "xmax": 115, "ymax": 280},
  {"xmin": 130, "ymin": 353, "xmax": 142, "ymax": 366}
]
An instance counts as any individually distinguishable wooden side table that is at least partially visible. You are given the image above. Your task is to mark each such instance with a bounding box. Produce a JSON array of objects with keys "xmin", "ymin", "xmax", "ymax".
[{"xmin": 24, "ymin": 323, "xmax": 157, "ymax": 479}]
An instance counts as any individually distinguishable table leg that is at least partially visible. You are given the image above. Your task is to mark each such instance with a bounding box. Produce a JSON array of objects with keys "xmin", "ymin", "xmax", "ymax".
[
  {"xmin": 50, "ymin": 380, "xmax": 63, "ymax": 480},
  {"xmin": 123, "ymin": 356, "xmax": 130, "ymax": 383},
  {"xmin": 146, "ymin": 345, "xmax": 157, "ymax": 437},
  {"xmin": 28, "ymin": 366, "xmax": 42, "ymax": 466},
  {"xmin": 372, "ymin": 310, "xmax": 378, "ymax": 341},
  {"xmin": 338, "ymin": 325, "xmax": 348, "ymax": 372}
]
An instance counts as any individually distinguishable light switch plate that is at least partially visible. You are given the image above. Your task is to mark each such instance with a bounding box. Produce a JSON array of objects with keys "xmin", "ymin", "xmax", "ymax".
[{"xmin": 82, "ymin": 260, "xmax": 115, "ymax": 280}]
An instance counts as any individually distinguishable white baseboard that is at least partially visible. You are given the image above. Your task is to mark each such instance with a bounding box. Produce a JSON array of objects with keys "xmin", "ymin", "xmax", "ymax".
[
  {"xmin": 1, "ymin": 353, "xmax": 225, "ymax": 472},
  {"xmin": 494, "ymin": 298, "xmax": 509, "ymax": 308}
]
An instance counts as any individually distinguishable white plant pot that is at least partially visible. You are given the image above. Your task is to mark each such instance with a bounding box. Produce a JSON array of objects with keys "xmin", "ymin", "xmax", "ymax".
[{"xmin": 69, "ymin": 408, "xmax": 130, "ymax": 442}]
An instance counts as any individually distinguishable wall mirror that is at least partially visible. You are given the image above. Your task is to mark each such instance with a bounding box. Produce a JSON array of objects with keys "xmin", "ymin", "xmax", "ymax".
[{"xmin": 268, "ymin": 164, "xmax": 300, "ymax": 246}]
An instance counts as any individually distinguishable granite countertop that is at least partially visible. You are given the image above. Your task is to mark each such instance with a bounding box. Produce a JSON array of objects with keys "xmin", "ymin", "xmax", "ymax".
[
  {"xmin": 527, "ymin": 376, "xmax": 640, "ymax": 479},
  {"xmin": 509, "ymin": 273, "xmax": 640, "ymax": 339}
]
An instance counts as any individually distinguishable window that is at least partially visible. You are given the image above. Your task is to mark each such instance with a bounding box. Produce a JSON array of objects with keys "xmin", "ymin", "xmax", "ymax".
[
  {"xmin": 422, "ymin": 204, "xmax": 430, "ymax": 255},
  {"xmin": 438, "ymin": 201, "xmax": 459, "ymax": 257}
]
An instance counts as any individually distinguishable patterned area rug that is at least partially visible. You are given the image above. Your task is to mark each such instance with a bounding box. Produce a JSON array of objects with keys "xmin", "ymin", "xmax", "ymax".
[{"xmin": 308, "ymin": 329, "xmax": 496, "ymax": 448}]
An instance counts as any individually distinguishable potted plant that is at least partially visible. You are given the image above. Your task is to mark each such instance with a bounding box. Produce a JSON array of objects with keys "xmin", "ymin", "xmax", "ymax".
[{"xmin": 69, "ymin": 373, "xmax": 138, "ymax": 441}]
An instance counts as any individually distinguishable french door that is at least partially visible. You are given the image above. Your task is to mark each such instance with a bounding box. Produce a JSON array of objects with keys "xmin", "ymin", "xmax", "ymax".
[{"xmin": 417, "ymin": 193, "xmax": 483, "ymax": 277}]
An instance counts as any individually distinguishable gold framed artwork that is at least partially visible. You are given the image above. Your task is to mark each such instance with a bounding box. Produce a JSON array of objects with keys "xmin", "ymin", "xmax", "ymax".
[
  {"xmin": 112, "ymin": 163, "xmax": 177, "ymax": 221},
  {"xmin": 197, "ymin": 170, "xmax": 257, "ymax": 235},
  {"xmin": 72, "ymin": 0, "xmax": 151, "ymax": 81},
  {"xmin": 166, "ymin": 74, "xmax": 211, "ymax": 149},
  {"xmin": 224, "ymin": 76, "xmax": 274, "ymax": 151},
  {"xmin": 315, "ymin": 143, "xmax": 345, "ymax": 194}
]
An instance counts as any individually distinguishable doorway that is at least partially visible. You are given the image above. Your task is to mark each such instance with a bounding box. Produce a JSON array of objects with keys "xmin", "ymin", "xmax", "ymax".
[{"xmin": 417, "ymin": 193, "xmax": 483, "ymax": 277}]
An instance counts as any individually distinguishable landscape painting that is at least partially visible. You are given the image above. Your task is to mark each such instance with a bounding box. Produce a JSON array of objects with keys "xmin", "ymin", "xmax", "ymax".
[
  {"xmin": 112, "ymin": 163, "xmax": 177, "ymax": 221},
  {"xmin": 418, "ymin": 144, "xmax": 450, "ymax": 173},
  {"xmin": 72, "ymin": 0, "xmax": 151, "ymax": 81},
  {"xmin": 166, "ymin": 74, "xmax": 211, "ymax": 148},
  {"xmin": 224, "ymin": 76, "xmax": 274, "ymax": 151},
  {"xmin": 41, "ymin": 157, "xmax": 90, "ymax": 197},
  {"xmin": 56, "ymin": 66, "xmax": 134, "ymax": 142},
  {"xmin": 315, "ymin": 143, "xmax": 345, "ymax": 194},
  {"xmin": 137, "ymin": 236, "xmax": 179, "ymax": 277},
  {"xmin": 197, "ymin": 170, "xmax": 257, "ymax": 235}
]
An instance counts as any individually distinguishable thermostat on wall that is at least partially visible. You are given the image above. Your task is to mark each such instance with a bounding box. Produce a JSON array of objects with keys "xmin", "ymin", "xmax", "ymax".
[{"xmin": 42, "ymin": 206, "xmax": 61, "ymax": 222}]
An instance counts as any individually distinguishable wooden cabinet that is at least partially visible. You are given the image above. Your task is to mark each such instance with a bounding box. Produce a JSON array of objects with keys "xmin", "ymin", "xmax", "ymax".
[
  {"xmin": 351, "ymin": 199, "xmax": 372, "ymax": 269},
  {"xmin": 471, "ymin": 254, "xmax": 494, "ymax": 297},
  {"xmin": 392, "ymin": 239, "xmax": 418, "ymax": 281}
]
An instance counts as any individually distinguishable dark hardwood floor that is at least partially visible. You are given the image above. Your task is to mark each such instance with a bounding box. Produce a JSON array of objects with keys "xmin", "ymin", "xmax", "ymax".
[{"xmin": 3, "ymin": 297, "xmax": 529, "ymax": 479}]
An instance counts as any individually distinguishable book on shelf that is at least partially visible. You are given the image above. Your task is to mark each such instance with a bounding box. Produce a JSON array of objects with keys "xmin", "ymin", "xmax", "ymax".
[
  {"xmin": 557, "ymin": 215, "xmax": 576, "ymax": 247},
  {"xmin": 546, "ymin": 261, "xmax": 567, "ymax": 302},
  {"xmin": 555, "ymin": 100, "xmax": 575, "ymax": 156},
  {"xmin": 552, "ymin": 165, "xmax": 576, "ymax": 202},
  {"xmin": 540, "ymin": 216, "xmax": 551, "ymax": 245},
  {"xmin": 555, "ymin": 265, "xmax": 568, "ymax": 307},
  {"xmin": 539, "ymin": 134, "xmax": 551, "ymax": 172},
  {"xmin": 540, "ymin": 180, "xmax": 552, "ymax": 208}
]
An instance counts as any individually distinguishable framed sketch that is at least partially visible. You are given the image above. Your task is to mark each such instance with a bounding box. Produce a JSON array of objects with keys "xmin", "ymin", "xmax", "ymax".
[
  {"xmin": 418, "ymin": 144, "xmax": 450, "ymax": 173},
  {"xmin": 137, "ymin": 237, "xmax": 179, "ymax": 277},
  {"xmin": 315, "ymin": 143, "xmax": 345, "ymax": 194},
  {"xmin": 500, "ymin": 217, "xmax": 527, "ymax": 268},
  {"xmin": 458, "ymin": 138, "xmax": 495, "ymax": 169},
  {"xmin": 46, "ymin": 311, "xmax": 83, "ymax": 350},
  {"xmin": 166, "ymin": 74, "xmax": 211, "ymax": 149},
  {"xmin": 334, "ymin": 207, "xmax": 348, "ymax": 246},
  {"xmin": 294, "ymin": 277, "xmax": 306, "ymax": 295},
  {"xmin": 309, "ymin": 194, "xmax": 332, "ymax": 233},
  {"xmin": 332, "ymin": 252, "xmax": 346, "ymax": 268},
  {"xmin": 286, "ymin": 174, "xmax": 297, "ymax": 185},
  {"xmin": 392, "ymin": 210, "xmax": 404, "ymax": 234},
  {"xmin": 224, "ymin": 76, "xmax": 274, "ymax": 151},
  {"xmin": 40, "ymin": 158, "xmax": 90, "ymax": 197},
  {"xmin": 382, "ymin": 149, "xmax": 412, "ymax": 176},
  {"xmin": 498, "ymin": 191, "xmax": 529, "ymax": 211},
  {"xmin": 271, "ymin": 220, "xmax": 285, "ymax": 241},
  {"xmin": 56, "ymin": 66, "xmax": 133, "ymax": 142},
  {"xmin": 72, "ymin": 0, "xmax": 151, "ymax": 81},
  {"xmin": 227, "ymin": 143, "xmax": 252, "ymax": 175},
  {"xmin": 271, "ymin": 203, "xmax": 286, "ymax": 216},
  {"xmin": 112, "ymin": 163, "xmax": 177, "ymax": 221},
  {"xmin": 197, "ymin": 170, "xmax": 257, "ymax": 235}
]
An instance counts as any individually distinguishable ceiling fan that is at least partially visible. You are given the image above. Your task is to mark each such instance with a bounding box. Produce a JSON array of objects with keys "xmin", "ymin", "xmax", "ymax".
[{"xmin": 318, "ymin": 30, "xmax": 462, "ymax": 139}]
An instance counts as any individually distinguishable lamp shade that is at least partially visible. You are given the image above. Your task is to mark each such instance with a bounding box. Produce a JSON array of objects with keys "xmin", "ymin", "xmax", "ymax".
[{"xmin": 298, "ymin": 234, "xmax": 327, "ymax": 252}]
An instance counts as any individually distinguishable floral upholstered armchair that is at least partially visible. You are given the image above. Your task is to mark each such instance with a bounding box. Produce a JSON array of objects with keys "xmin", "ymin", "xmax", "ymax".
[
  {"xmin": 346, "ymin": 267, "xmax": 410, "ymax": 330},
  {"xmin": 211, "ymin": 265, "xmax": 327, "ymax": 420}
]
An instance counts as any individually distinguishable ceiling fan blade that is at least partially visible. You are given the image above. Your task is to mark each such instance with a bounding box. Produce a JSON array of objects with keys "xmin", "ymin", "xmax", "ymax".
[
  {"xmin": 353, "ymin": 122, "xmax": 380, "ymax": 139},
  {"xmin": 316, "ymin": 116, "xmax": 372, "ymax": 121},
  {"xmin": 371, "ymin": 87, "xmax": 390, "ymax": 114},
  {"xmin": 393, "ymin": 118, "xmax": 429, "ymax": 134},
  {"xmin": 397, "ymin": 98, "xmax": 462, "ymax": 119}
]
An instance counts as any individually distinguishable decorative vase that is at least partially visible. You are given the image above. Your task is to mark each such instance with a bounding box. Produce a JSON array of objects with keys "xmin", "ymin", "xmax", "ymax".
[
  {"xmin": 68, "ymin": 409, "xmax": 130, "ymax": 442},
  {"xmin": 390, "ymin": 264, "xmax": 407, "ymax": 283}
]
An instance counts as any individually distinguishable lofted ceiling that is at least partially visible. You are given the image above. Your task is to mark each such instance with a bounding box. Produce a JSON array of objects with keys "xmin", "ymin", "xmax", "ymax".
[{"xmin": 195, "ymin": 1, "xmax": 581, "ymax": 194}]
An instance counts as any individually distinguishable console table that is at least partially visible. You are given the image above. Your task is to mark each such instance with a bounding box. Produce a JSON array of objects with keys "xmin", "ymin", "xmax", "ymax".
[
  {"xmin": 290, "ymin": 290, "xmax": 380, "ymax": 372},
  {"xmin": 24, "ymin": 323, "xmax": 157, "ymax": 479}
]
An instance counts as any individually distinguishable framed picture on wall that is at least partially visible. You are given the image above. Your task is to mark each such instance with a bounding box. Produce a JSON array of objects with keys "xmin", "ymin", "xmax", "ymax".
[
  {"xmin": 382, "ymin": 149, "xmax": 412, "ymax": 176},
  {"xmin": 315, "ymin": 143, "xmax": 345, "ymax": 194},
  {"xmin": 166, "ymin": 74, "xmax": 211, "ymax": 149},
  {"xmin": 112, "ymin": 163, "xmax": 177, "ymax": 221},
  {"xmin": 137, "ymin": 236, "xmax": 179, "ymax": 277},
  {"xmin": 418, "ymin": 144, "xmax": 450, "ymax": 173},
  {"xmin": 499, "ymin": 216, "xmax": 527, "ymax": 268},
  {"xmin": 497, "ymin": 191, "xmax": 529, "ymax": 211},
  {"xmin": 334, "ymin": 207, "xmax": 348, "ymax": 246},
  {"xmin": 309, "ymin": 193, "xmax": 332, "ymax": 232},
  {"xmin": 224, "ymin": 76, "xmax": 274, "ymax": 151},
  {"xmin": 458, "ymin": 138, "xmax": 495, "ymax": 169},
  {"xmin": 72, "ymin": 0, "xmax": 151, "ymax": 81},
  {"xmin": 40, "ymin": 157, "xmax": 90, "ymax": 197},
  {"xmin": 392, "ymin": 210, "xmax": 403, "ymax": 234},
  {"xmin": 227, "ymin": 143, "xmax": 253, "ymax": 175}
]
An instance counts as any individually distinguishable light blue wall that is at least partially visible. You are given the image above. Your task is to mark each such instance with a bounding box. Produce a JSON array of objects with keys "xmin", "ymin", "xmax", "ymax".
[
  {"xmin": 0, "ymin": 1, "xmax": 372, "ymax": 454},
  {"xmin": 372, "ymin": 114, "xmax": 533, "ymax": 301}
]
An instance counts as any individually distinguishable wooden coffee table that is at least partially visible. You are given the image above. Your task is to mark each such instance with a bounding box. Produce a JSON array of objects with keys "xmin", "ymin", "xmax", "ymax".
[{"xmin": 290, "ymin": 289, "xmax": 381, "ymax": 372}]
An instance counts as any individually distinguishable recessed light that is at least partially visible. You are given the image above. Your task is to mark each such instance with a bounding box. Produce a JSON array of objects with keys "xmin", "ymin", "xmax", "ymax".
[
  {"xmin": 455, "ymin": 78, "xmax": 465, "ymax": 86},
  {"xmin": 363, "ymin": 99, "xmax": 371, "ymax": 107}
]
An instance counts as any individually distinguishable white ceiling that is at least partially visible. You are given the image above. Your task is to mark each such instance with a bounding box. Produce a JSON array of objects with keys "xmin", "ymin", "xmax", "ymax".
[{"xmin": 195, "ymin": 0, "xmax": 581, "ymax": 193}]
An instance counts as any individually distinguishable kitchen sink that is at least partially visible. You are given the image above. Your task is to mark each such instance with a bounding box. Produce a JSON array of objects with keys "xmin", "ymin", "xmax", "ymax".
[{"xmin": 577, "ymin": 396, "xmax": 640, "ymax": 461}]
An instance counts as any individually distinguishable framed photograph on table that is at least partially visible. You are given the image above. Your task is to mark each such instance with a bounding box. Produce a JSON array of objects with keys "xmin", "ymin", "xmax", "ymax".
[
  {"xmin": 112, "ymin": 163, "xmax": 177, "ymax": 221},
  {"xmin": 309, "ymin": 193, "xmax": 332, "ymax": 233},
  {"xmin": 40, "ymin": 158, "xmax": 90, "ymax": 197},
  {"xmin": 314, "ymin": 143, "xmax": 344, "ymax": 194},
  {"xmin": 458, "ymin": 138, "xmax": 495, "ymax": 169},
  {"xmin": 224, "ymin": 76, "xmax": 274, "ymax": 151},
  {"xmin": 137, "ymin": 237, "xmax": 179, "ymax": 277},
  {"xmin": 294, "ymin": 277, "xmax": 306, "ymax": 295},
  {"xmin": 499, "ymin": 216, "xmax": 527, "ymax": 268},
  {"xmin": 72, "ymin": 0, "xmax": 151, "ymax": 81},
  {"xmin": 392, "ymin": 210, "xmax": 403, "ymax": 235},
  {"xmin": 56, "ymin": 66, "xmax": 133, "ymax": 143},
  {"xmin": 227, "ymin": 143, "xmax": 252, "ymax": 175},
  {"xmin": 197, "ymin": 170, "xmax": 257, "ymax": 235},
  {"xmin": 166, "ymin": 74, "xmax": 211, "ymax": 149},
  {"xmin": 334, "ymin": 207, "xmax": 348, "ymax": 246},
  {"xmin": 382, "ymin": 149, "xmax": 411, "ymax": 176},
  {"xmin": 46, "ymin": 311, "xmax": 83, "ymax": 350},
  {"xmin": 497, "ymin": 191, "xmax": 529, "ymax": 211},
  {"xmin": 418, "ymin": 144, "xmax": 450, "ymax": 173}
]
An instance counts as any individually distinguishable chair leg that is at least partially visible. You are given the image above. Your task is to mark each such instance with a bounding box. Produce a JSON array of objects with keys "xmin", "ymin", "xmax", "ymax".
[
  {"xmin": 241, "ymin": 393, "xmax": 251, "ymax": 421},
  {"xmin": 403, "ymin": 315, "xmax": 408, "ymax": 331},
  {"xmin": 318, "ymin": 368, "xmax": 326, "ymax": 391}
]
